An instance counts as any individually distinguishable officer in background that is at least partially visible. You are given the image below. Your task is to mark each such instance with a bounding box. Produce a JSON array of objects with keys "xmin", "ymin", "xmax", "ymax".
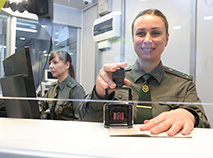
[
  {"xmin": 40, "ymin": 51, "xmax": 85, "ymax": 120},
  {"xmin": 79, "ymin": 9, "xmax": 210, "ymax": 136}
]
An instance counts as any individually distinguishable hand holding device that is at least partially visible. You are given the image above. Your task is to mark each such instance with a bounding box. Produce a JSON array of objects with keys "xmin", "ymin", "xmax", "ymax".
[
  {"xmin": 95, "ymin": 62, "xmax": 129, "ymax": 98},
  {"xmin": 112, "ymin": 67, "xmax": 125, "ymax": 87},
  {"xmin": 104, "ymin": 67, "xmax": 133, "ymax": 128}
]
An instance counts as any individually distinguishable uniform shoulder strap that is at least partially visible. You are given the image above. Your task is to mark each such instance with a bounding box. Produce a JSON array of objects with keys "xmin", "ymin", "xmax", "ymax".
[
  {"xmin": 164, "ymin": 66, "xmax": 193, "ymax": 81},
  {"xmin": 66, "ymin": 81, "xmax": 76, "ymax": 88}
]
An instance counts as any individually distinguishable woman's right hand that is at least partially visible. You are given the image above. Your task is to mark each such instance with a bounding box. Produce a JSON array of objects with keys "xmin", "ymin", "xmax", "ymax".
[{"xmin": 95, "ymin": 62, "xmax": 131, "ymax": 98}]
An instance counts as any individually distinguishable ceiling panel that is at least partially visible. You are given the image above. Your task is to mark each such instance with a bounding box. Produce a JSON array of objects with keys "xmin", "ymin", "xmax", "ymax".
[{"xmin": 54, "ymin": 0, "xmax": 98, "ymax": 10}]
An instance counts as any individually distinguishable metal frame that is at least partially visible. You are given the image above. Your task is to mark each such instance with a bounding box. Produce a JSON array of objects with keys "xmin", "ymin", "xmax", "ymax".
[{"xmin": 190, "ymin": 0, "xmax": 197, "ymax": 82}]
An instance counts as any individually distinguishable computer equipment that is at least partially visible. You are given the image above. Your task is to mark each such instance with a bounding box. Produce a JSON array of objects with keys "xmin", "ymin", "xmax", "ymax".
[
  {"xmin": 0, "ymin": 46, "xmax": 40, "ymax": 119},
  {"xmin": 3, "ymin": 46, "xmax": 34, "ymax": 77},
  {"xmin": 44, "ymin": 69, "xmax": 57, "ymax": 82},
  {"xmin": 36, "ymin": 69, "xmax": 57, "ymax": 96}
]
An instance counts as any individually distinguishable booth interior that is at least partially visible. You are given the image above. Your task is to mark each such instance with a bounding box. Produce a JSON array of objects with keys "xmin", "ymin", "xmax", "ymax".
[
  {"xmin": 0, "ymin": 0, "xmax": 213, "ymax": 157},
  {"xmin": 0, "ymin": 0, "xmax": 213, "ymax": 124}
]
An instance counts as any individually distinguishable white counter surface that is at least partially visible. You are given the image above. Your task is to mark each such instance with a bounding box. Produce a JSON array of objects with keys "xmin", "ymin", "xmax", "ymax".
[{"xmin": 0, "ymin": 118, "xmax": 212, "ymax": 158}]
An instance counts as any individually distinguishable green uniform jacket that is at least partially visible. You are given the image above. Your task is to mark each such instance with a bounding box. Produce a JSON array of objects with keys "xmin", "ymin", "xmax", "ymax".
[
  {"xmin": 79, "ymin": 61, "xmax": 210, "ymax": 128},
  {"xmin": 41, "ymin": 75, "xmax": 85, "ymax": 120}
]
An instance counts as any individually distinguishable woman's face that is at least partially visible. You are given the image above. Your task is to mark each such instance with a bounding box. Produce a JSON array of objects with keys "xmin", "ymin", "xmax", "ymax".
[
  {"xmin": 49, "ymin": 55, "xmax": 69, "ymax": 79},
  {"xmin": 133, "ymin": 14, "xmax": 169, "ymax": 62}
]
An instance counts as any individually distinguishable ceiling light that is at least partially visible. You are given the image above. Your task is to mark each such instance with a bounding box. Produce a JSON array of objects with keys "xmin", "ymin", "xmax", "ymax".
[
  {"xmin": 204, "ymin": 16, "xmax": 213, "ymax": 20},
  {"xmin": 16, "ymin": 27, "xmax": 37, "ymax": 33},
  {"xmin": 173, "ymin": 26, "xmax": 181, "ymax": 30}
]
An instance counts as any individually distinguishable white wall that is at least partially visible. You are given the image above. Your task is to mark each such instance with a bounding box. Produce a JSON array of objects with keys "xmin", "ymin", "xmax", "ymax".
[
  {"xmin": 196, "ymin": 0, "xmax": 213, "ymax": 127},
  {"xmin": 80, "ymin": 5, "xmax": 97, "ymax": 93},
  {"xmin": 54, "ymin": 4, "xmax": 82, "ymax": 28}
]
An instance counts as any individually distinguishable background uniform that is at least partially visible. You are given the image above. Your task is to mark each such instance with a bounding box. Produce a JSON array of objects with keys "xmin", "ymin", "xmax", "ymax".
[{"xmin": 41, "ymin": 75, "xmax": 85, "ymax": 120}]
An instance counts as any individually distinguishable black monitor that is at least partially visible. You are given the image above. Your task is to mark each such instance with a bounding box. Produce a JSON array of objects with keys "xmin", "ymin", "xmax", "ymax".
[
  {"xmin": 0, "ymin": 46, "xmax": 40, "ymax": 119},
  {"xmin": 3, "ymin": 46, "xmax": 33, "ymax": 77}
]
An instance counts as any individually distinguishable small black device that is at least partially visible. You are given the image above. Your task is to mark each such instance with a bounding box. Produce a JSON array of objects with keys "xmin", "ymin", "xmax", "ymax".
[{"xmin": 103, "ymin": 68, "xmax": 133, "ymax": 128}]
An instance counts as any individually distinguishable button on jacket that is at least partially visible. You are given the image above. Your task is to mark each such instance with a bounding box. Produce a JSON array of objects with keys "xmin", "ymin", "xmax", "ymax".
[
  {"xmin": 79, "ymin": 61, "xmax": 210, "ymax": 128},
  {"xmin": 41, "ymin": 75, "xmax": 85, "ymax": 120}
]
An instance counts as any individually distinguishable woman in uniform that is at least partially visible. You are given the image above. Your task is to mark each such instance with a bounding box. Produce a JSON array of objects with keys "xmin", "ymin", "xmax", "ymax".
[
  {"xmin": 79, "ymin": 9, "xmax": 210, "ymax": 136},
  {"xmin": 40, "ymin": 51, "xmax": 85, "ymax": 120}
]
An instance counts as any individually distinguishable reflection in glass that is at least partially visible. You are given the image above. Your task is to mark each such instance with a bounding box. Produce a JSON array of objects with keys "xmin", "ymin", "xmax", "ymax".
[{"xmin": 15, "ymin": 18, "xmax": 78, "ymax": 91}]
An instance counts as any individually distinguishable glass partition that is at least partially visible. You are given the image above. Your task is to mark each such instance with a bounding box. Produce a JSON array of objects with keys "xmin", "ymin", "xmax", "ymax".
[
  {"xmin": 0, "ymin": 14, "xmax": 7, "ymax": 82},
  {"xmin": 15, "ymin": 18, "xmax": 78, "ymax": 90},
  {"xmin": 0, "ymin": 14, "xmax": 7, "ymax": 117},
  {"xmin": 0, "ymin": 0, "xmax": 212, "ymax": 129},
  {"xmin": 196, "ymin": 0, "xmax": 213, "ymax": 127}
]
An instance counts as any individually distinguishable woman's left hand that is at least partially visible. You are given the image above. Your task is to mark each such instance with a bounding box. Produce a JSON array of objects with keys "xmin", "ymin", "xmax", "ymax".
[{"xmin": 139, "ymin": 109, "xmax": 196, "ymax": 136}]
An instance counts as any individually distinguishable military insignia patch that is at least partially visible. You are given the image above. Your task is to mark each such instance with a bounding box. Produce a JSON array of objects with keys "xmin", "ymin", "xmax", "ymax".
[
  {"xmin": 58, "ymin": 107, "xmax": 63, "ymax": 114},
  {"xmin": 142, "ymin": 84, "xmax": 149, "ymax": 93},
  {"xmin": 67, "ymin": 81, "xmax": 76, "ymax": 88}
]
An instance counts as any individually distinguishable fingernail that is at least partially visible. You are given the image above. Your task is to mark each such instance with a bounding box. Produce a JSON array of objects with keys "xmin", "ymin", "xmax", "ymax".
[
  {"xmin": 112, "ymin": 66, "xmax": 117, "ymax": 71},
  {"xmin": 110, "ymin": 83, "xmax": 115, "ymax": 88}
]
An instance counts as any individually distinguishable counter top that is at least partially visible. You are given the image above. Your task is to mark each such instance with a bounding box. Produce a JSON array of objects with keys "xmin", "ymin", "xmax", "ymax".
[{"xmin": 0, "ymin": 118, "xmax": 212, "ymax": 158}]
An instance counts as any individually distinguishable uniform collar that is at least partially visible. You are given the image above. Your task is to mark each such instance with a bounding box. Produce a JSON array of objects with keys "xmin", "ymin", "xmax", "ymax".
[
  {"xmin": 57, "ymin": 75, "xmax": 72, "ymax": 90},
  {"xmin": 132, "ymin": 60, "xmax": 164, "ymax": 84}
]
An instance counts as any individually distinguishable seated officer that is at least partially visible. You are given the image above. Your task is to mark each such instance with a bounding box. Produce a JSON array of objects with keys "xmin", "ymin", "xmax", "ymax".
[{"xmin": 40, "ymin": 51, "xmax": 85, "ymax": 120}]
